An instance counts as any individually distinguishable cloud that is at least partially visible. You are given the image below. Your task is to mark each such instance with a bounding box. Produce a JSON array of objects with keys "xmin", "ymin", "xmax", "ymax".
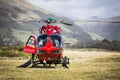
[{"xmin": 26, "ymin": 0, "xmax": 120, "ymax": 19}]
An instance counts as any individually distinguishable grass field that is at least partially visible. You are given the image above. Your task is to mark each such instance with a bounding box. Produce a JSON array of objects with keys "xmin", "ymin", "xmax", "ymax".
[{"xmin": 0, "ymin": 49, "xmax": 120, "ymax": 80}]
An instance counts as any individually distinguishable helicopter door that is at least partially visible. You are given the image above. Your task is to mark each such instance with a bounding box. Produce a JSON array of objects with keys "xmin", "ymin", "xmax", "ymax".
[{"xmin": 23, "ymin": 35, "xmax": 37, "ymax": 54}]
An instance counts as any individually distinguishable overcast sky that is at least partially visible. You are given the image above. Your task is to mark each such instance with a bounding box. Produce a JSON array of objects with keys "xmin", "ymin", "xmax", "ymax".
[{"xmin": 26, "ymin": 0, "xmax": 120, "ymax": 19}]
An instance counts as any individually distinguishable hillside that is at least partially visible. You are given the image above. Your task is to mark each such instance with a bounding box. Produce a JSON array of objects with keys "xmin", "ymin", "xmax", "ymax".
[
  {"xmin": 0, "ymin": 0, "xmax": 93, "ymax": 46},
  {"xmin": 79, "ymin": 16, "xmax": 120, "ymax": 41}
]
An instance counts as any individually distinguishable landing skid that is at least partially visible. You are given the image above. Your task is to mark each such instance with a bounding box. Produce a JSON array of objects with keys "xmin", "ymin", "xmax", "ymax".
[{"xmin": 17, "ymin": 56, "xmax": 70, "ymax": 68}]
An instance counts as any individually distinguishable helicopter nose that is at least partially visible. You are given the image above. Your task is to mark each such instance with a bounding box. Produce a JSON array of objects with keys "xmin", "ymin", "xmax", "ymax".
[{"xmin": 39, "ymin": 40, "xmax": 57, "ymax": 53}]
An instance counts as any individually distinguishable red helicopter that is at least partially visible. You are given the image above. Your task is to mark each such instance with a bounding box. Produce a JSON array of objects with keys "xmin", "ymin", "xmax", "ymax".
[
  {"xmin": 17, "ymin": 17, "xmax": 120, "ymax": 68},
  {"xmin": 18, "ymin": 18, "xmax": 70, "ymax": 68}
]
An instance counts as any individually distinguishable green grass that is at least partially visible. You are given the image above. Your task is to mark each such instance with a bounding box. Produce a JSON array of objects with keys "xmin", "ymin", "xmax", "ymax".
[
  {"xmin": 0, "ymin": 50, "xmax": 120, "ymax": 80},
  {"xmin": 0, "ymin": 46, "xmax": 29, "ymax": 58}
]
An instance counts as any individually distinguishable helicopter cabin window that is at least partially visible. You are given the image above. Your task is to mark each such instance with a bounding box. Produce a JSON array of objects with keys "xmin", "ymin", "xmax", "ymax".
[
  {"xmin": 37, "ymin": 34, "xmax": 47, "ymax": 48},
  {"xmin": 26, "ymin": 37, "xmax": 35, "ymax": 48},
  {"xmin": 50, "ymin": 34, "xmax": 62, "ymax": 48}
]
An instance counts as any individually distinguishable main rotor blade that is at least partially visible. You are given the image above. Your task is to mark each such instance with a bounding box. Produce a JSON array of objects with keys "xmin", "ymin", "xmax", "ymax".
[
  {"xmin": 75, "ymin": 20, "xmax": 120, "ymax": 23},
  {"xmin": 16, "ymin": 19, "xmax": 38, "ymax": 23},
  {"xmin": 60, "ymin": 21, "xmax": 73, "ymax": 26}
]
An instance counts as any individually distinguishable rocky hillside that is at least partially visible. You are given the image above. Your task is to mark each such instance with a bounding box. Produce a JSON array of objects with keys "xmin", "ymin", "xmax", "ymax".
[{"xmin": 0, "ymin": 0, "xmax": 93, "ymax": 46}]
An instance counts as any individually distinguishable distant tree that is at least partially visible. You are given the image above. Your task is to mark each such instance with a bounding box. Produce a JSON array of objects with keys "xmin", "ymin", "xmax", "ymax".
[
  {"xmin": 102, "ymin": 39, "xmax": 111, "ymax": 43},
  {"xmin": 100, "ymin": 39, "xmax": 112, "ymax": 50},
  {"xmin": 111, "ymin": 40, "xmax": 120, "ymax": 51},
  {"xmin": 0, "ymin": 34, "xmax": 4, "ymax": 45}
]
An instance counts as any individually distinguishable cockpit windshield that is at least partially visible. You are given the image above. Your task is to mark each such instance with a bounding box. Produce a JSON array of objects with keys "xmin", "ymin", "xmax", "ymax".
[
  {"xmin": 37, "ymin": 34, "xmax": 47, "ymax": 48},
  {"xmin": 37, "ymin": 34, "xmax": 62, "ymax": 48},
  {"xmin": 50, "ymin": 34, "xmax": 62, "ymax": 48}
]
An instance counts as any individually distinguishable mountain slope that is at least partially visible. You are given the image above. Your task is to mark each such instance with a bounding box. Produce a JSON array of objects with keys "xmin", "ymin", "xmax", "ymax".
[
  {"xmin": 0, "ymin": 0, "xmax": 93, "ymax": 46},
  {"xmin": 78, "ymin": 16, "xmax": 120, "ymax": 41}
]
